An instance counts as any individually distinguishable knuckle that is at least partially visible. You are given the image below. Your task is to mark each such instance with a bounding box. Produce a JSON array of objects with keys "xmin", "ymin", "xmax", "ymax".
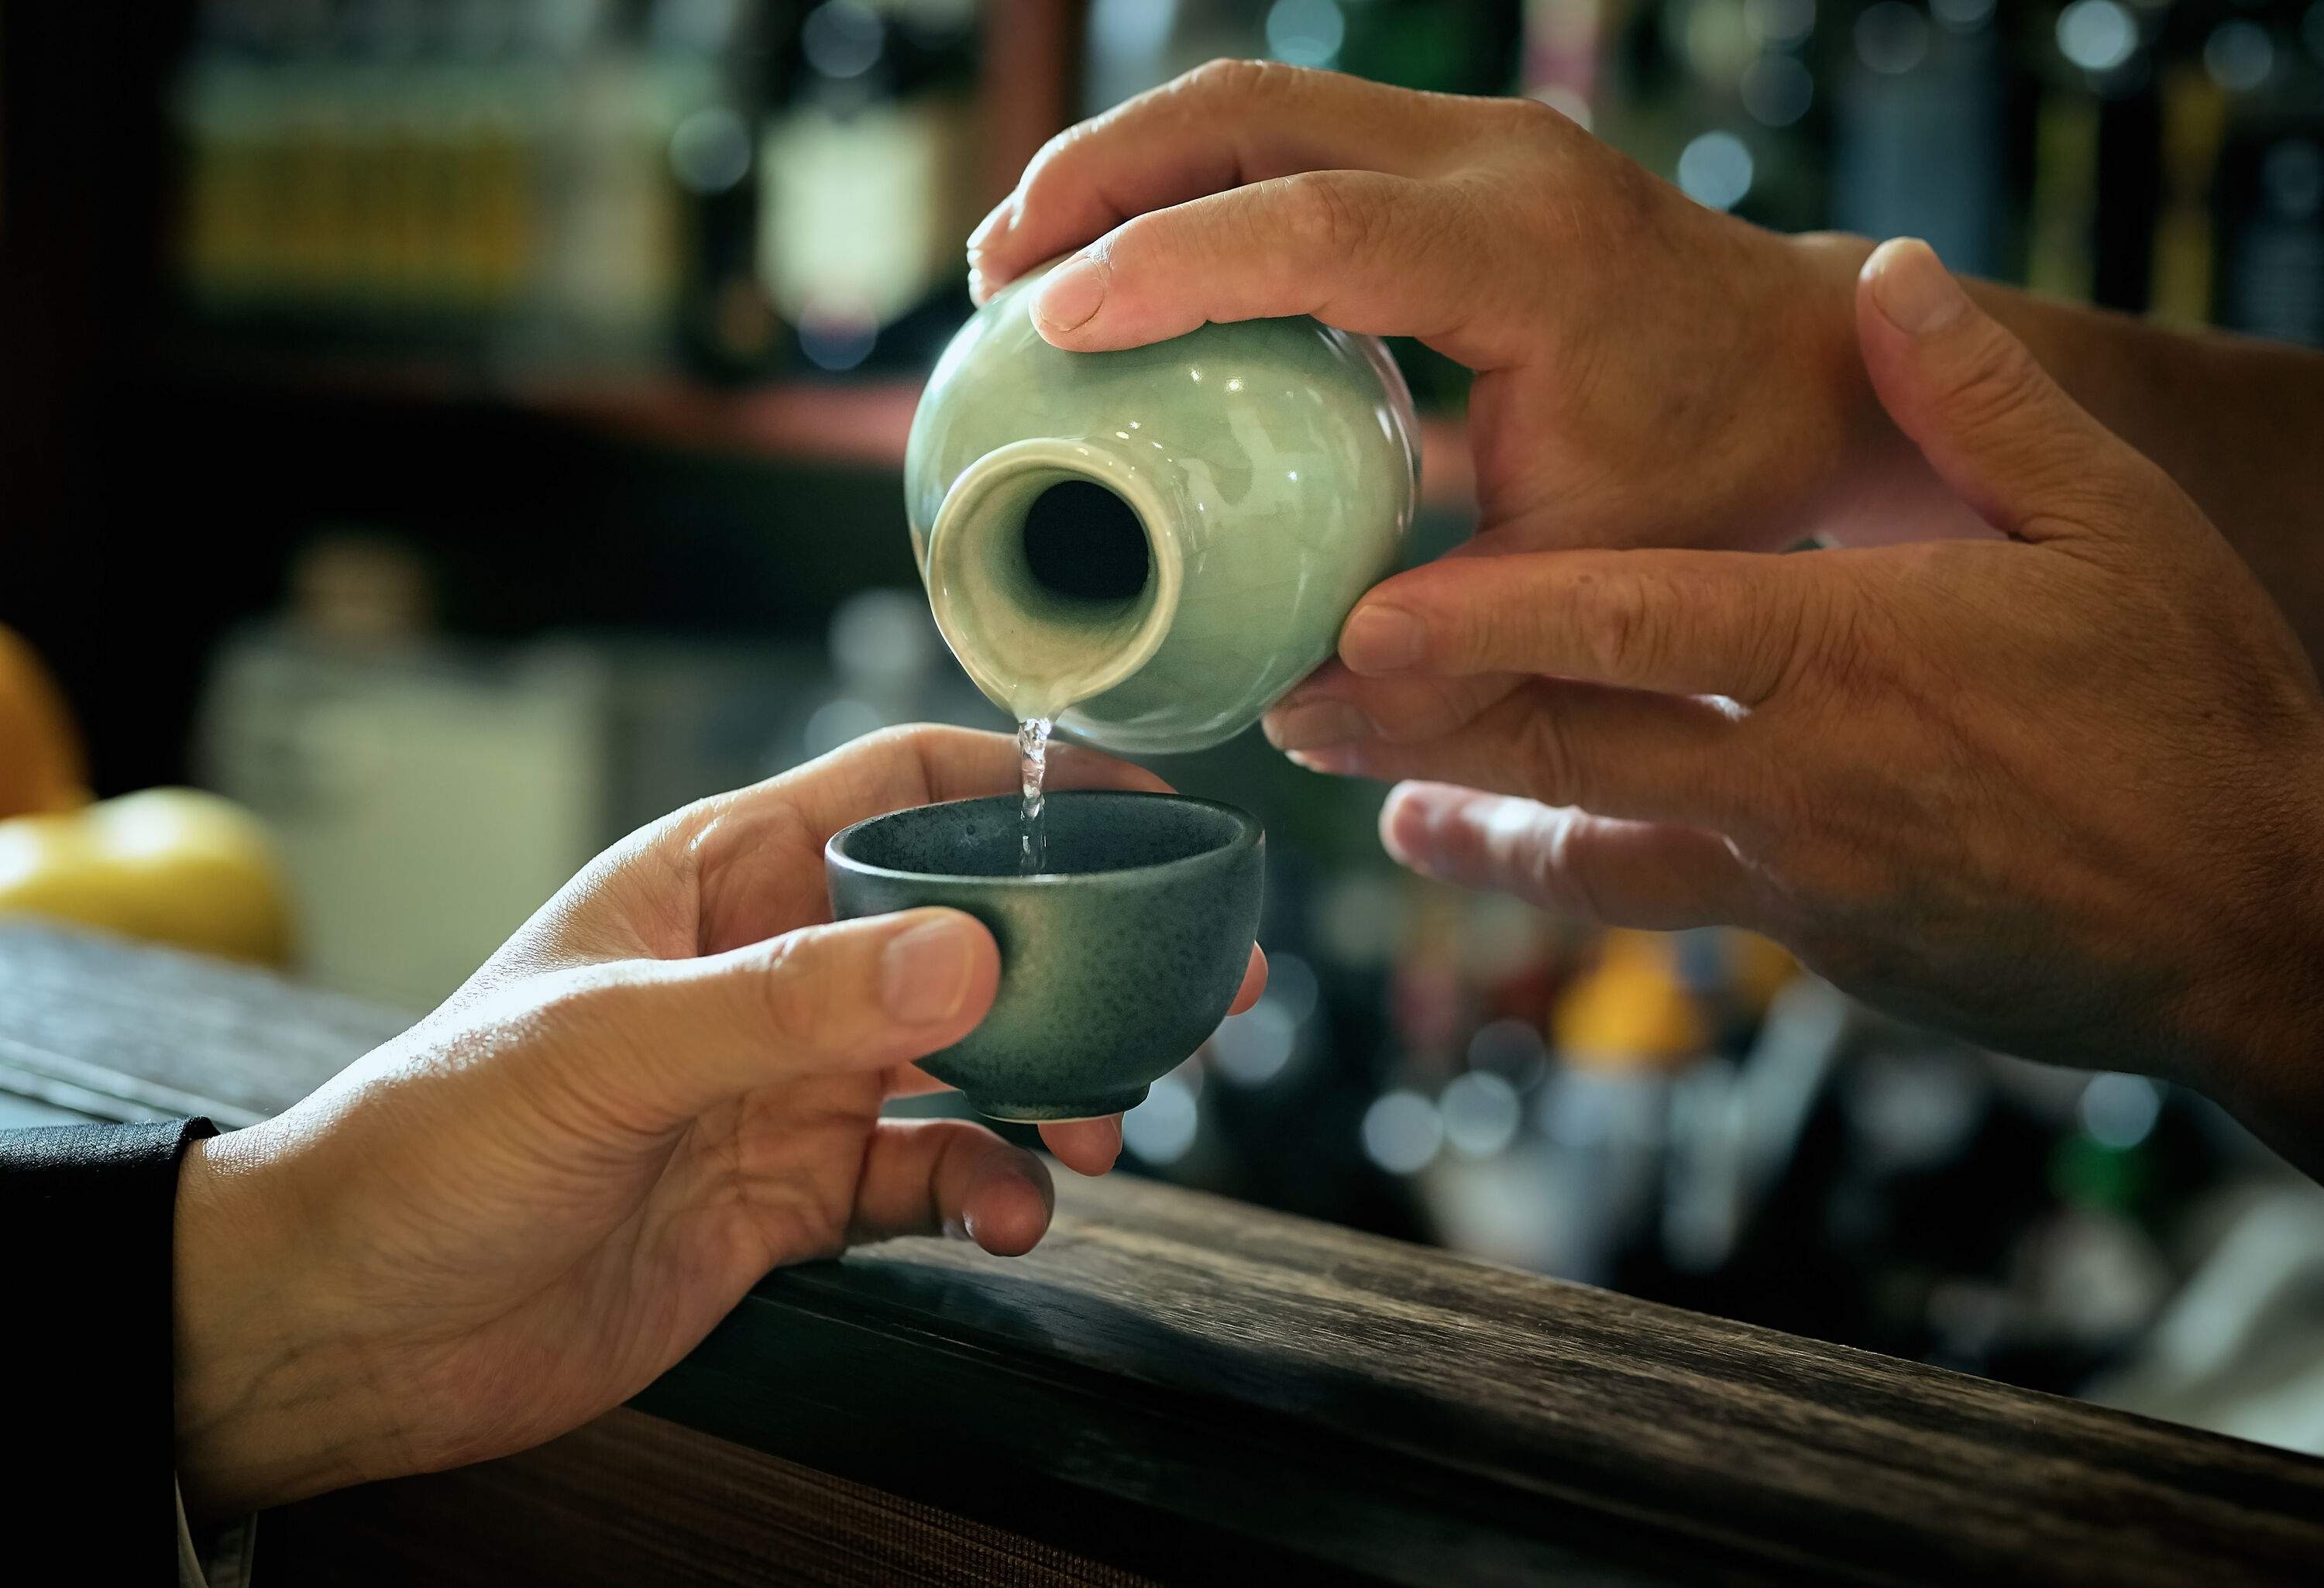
[
  {"xmin": 1793, "ymin": 585, "xmax": 1868, "ymax": 701},
  {"xmin": 1940, "ymin": 328, "xmax": 2047, "ymax": 429},
  {"xmin": 1935, "ymin": 334, "xmax": 2098, "ymax": 504},
  {"xmin": 1518, "ymin": 808, "xmax": 1611, "ymax": 922},
  {"xmin": 1016, "ymin": 119, "xmax": 1098, "ymax": 198},
  {"xmin": 1570, "ymin": 568, "xmax": 1656, "ymax": 682},
  {"xmin": 1282, "ymin": 170, "xmax": 1376, "ymax": 263},
  {"xmin": 1513, "ymin": 699, "xmax": 1587, "ymax": 806},
  {"xmin": 532, "ymin": 964, "xmax": 631, "ymax": 1046},
  {"xmin": 877, "ymin": 720, "xmax": 948, "ymax": 758},
  {"xmin": 1023, "ymin": 125, "xmax": 1077, "ymax": 178},
  {"xmin": 1500, "ymin": 93, "xmax": 1578, "ymax": 147},
  {"xmin": 755, "ymin": 930, "xmax": 837, "ymax": 1052},
  {"xmin": 2061, "ymin": 460, "xmax": 2174, "ymax": 537},
  {"xmin": 1757, "ymin": 576, "xmax": 1831, "ymax": 699},
  {"xmin": 1181, "ymin": 57, "xmax": 1281, "ymax": 105}
]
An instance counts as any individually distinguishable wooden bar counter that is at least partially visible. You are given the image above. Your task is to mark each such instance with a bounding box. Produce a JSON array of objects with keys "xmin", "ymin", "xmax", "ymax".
[{"xmin": 4, "ymin": 920, "xmax": 2320, "ymax": 1586}]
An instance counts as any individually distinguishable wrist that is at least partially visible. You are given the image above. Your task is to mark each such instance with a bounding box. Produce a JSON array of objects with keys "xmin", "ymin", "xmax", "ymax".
[
  {"xmin": 1775, "ymin": 230, "xmax": 2002, "ymax": 546},
  {"xmin": 174, "ymin": 1125, "xmax": 391, "ymax": 1521},
  {"xmin": 1776, "ymin": 231, "xmax": 1896, "ymax": 538},
  {"xmin": 2175, "ymin": 794, "xmax": 2324, "ymax": 1177}
]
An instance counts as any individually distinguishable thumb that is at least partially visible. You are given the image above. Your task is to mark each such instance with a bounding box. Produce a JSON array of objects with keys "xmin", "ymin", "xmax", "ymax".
[
  {"xmin": 1856, "ymin": 238, "xmax": 2172, "ymax": 545},
  {"xmin": 566, "ymin": 909, "xmax": 1000, "ymax": 1126}
]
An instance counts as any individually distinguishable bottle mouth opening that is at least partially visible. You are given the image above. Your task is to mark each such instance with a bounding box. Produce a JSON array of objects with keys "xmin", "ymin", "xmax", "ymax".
[
  {"xmin": 1020, "ymin": 479, "xmax": 1151, "ymax": 608},
  {"xmin": 926, "ymin": 439, "xmax": 1182, "ymax": 720}
]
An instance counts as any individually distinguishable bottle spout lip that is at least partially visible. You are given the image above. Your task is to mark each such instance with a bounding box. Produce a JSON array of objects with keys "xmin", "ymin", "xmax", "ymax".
[{"xmin": 924, "ymin": 436, "xmax": 1185, "ymax": 720}]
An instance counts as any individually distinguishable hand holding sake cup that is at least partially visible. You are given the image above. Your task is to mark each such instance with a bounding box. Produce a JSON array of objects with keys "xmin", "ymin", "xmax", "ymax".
[{"xmin": 169, "ymin": 726, "xmax": 1263, "ymax": 1519}]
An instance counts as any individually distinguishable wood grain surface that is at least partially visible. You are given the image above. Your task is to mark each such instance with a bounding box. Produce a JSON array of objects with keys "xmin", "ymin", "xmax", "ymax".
[
  {"xmin": 6, "ymin": 919, "xmax": 2322, "ymax": 1586},
  {"xmin": 264, "ymin": 1407, "xmax": 1164, "ymax": 1587}
]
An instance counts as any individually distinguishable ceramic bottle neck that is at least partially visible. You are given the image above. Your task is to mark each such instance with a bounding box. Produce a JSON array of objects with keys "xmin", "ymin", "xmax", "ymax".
[{"xmin": 923, "ymin": 436, "xmax": 1188, "ymax": 722}]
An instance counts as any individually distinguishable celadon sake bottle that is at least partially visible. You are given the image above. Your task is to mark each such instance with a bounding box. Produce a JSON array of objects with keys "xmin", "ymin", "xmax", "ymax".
[{"xmin": 905, "ymin": 260, "xmax": 1420, "ymax": 754}]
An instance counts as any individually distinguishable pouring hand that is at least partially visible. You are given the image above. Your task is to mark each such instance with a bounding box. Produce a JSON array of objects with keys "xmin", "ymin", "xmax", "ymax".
[
  {"xmin": 969, "ymin": 60, "xmax": 1882, "ymax": 565},
  {"xmin": 1282, "ymin": 242, "xmax": 2324, "ymax": 1175}
]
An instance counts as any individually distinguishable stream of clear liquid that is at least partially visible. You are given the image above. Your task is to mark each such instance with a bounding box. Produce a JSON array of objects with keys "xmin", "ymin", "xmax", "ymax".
[{"xmin": 1016, "ymin": 715, "xmax": 1054, "ymax": 875}]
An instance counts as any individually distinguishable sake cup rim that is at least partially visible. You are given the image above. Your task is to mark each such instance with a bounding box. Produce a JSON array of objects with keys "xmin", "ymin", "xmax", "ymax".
[{"xmin": 824, "ymin": 789, "xmax": 1262, "ymax": 889}]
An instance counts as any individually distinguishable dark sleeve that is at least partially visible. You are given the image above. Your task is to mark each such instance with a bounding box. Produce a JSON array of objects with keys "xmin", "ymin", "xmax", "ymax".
[{"xmin": 2, "ymin": 1118, "xmax": 218, "ymax": 1583}]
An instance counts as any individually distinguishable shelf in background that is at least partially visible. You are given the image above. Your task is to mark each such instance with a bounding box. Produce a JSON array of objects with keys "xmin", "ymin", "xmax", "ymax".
[{"xmin": 156, "ymin": 346, "xmax": 1477, "ymax": 513}]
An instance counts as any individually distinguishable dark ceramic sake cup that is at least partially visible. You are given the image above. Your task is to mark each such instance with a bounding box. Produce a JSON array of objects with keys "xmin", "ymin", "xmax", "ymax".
[{"xmin": 825, "ymin": 789, "xmax": 1263, "ymax": 1122}]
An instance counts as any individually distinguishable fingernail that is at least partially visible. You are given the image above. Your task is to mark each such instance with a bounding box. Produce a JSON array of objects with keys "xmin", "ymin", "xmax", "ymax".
[
  {"xmin": 1263, "ymin": 699, "xmax": 1372, "ymax": 752},
  {"xmin": 1339, "ymin": 605, "xmax": 1424, "ymax": 673},
  {"xmin": 1287, "ymin": 748, "xmax": 1362, "ymax": 775},
  {"xmin": 882, "ymin": 916, "xmax": 975, "ymax": 1023},
  {"xmin": 1032, "ymin": 254, "xmax": 1108, "ymax": 334},
  {"xmin": 965, "ymin": 197, "xmax": 1014, "ymax": 256},
  {"xmin": 1381, "ymin": 783, "xmax": 1468, "ymax": 864},
  {"xmin": 1866, "ymin": 238, "xmax": 1968, "ymax": 336}
]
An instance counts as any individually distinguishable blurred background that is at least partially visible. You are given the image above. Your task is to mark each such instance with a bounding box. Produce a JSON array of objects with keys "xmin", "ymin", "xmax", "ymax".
[{"xmin": 5, "ymin": 0, "xmax": 2323, "ymax": 1456}]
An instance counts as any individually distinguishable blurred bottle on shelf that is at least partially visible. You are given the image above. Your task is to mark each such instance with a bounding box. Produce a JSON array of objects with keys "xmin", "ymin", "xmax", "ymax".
[
  {"xmin": 2148, "ymin": 44, "xmax": 2230, "ymax": 325},
  {"xmin": 1082, "ymin": 0, "xmax": 1521, "ymax": 116},
  {"xmin": 2206, "ymin": 0, "xmax": 2324, "ymax": 342},
  {"xmin": 757, "ymin": 0, "xmax": 979, "ymax": 374},
  {"xmin": 168, "ymin": 0, "xmax": 2324, "ymax": 381},
  {"xmin": 1521, "ymin": 0, "xmax": 1607, "ymax": 125},
  {"xmin": 658, "ymin": 0, "xmax": 792, "ymax": 380},
  {"xmin": 1535, "ymin": 929, "xmax": 1710, "ymax": 1284},
  {"xmin": 173, "ymin": 0, "xmax": 779, "ymax": 365},
  {"xmin": 524, "ymin": 0, "xmax": 692, "ymax": 364},
  {"xmin": 1828, "ymin": 0, "xmax": 2011, "ymax": 281},
  {"xmin": 1595, "ymin": 0, "xmax": 1829, "ymax": 243}
]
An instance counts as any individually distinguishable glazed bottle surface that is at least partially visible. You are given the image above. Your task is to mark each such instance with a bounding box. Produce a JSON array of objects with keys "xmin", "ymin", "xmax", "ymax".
[{"xmin": 906, "ymin": 261, "xmax": 1419, "ymax": 754}]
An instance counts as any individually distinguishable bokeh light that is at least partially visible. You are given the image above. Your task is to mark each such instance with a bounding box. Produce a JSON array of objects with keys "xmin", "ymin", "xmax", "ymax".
[
  {"xmin": 1211, "ymin": 1000, "xmax": 1298, "ymax": 1087},
  {"xmin": 2079, "ymin": 1073, "xmax": 2162, "ymax": 1150},
  {"xmin": 800, "ymin": 1, "xmax": 883, "ymax": 79},
  {"xmin": 1362, "ymin": 1088, "xmax": 1443, "ymax": 1175},
  {"xmin": 1124, "ymin": 1072, "xmax": 1200, "ymax": 1165},
  {"xmin": 1744, "ymin": 0, "xmax": 1815, "ymax": 48},
  {"xmin": 671, "ymin": 107, "xmax": 752, "ymax": 195},
  {"xmin": 1931, "ymin": 0, "xmax": 1996, "ymax": 33},
  {"xmin": 1742, "ymin": 53, "xmax": 1815, "ymax": 128},
  {"xmin": 2205, "ymin": 19, "xmax": 2274, "ymax": 92},
  {"xmin": 1678, "ymin": 131, "xmax": 1755, "ymax": 211},
  {"xmin": 1466, "ymin": 1019, "xmax": 1549, "ymax": 1091},
  {"xmin": 1855, "ymin": 1, "xmax": 1931, "ymax": 74},
  {"xmin": 2058, "ymin": 1, "xmax": 2138, "ymax": 75},
  {"xmin": 1265, "ymin": 0, "xmax": 1346, "ymax": 68},
  {"xmin": 1442, "ymin": 1072, "xmax": 1523, "ymax": 1160}
]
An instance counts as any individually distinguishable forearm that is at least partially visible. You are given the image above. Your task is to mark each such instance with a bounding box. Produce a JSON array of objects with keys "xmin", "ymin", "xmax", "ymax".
[
  {"xmin": 1795, "ymin": 232, "xmax": 2324, "ymax": 665},
  {"xmin": 2189, "ymin": 860, "xmax": 2324, "ymax": 1187}
]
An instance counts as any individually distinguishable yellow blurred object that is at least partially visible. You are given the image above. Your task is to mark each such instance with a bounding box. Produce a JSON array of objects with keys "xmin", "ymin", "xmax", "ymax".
[
  {"xmin": 0, "ymin": 788, "xmax": 294, "ymax": 965},
  {"xmin": 1728, "ymin": 931, "xmax": 1801, "ymax": 1019},
  {"xmin": 0, "ymin": 625, "xmax": 91, "ymax": 818},
  {"xmin": 1553, "ymin": 930, "xmax": 1707, "ymax": 1072}
]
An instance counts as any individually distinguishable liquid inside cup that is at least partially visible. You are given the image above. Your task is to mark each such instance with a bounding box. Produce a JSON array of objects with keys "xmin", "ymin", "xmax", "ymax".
[{"xmin": 837, "ymin": 792, "xmax": 1247, "ymax": 880}]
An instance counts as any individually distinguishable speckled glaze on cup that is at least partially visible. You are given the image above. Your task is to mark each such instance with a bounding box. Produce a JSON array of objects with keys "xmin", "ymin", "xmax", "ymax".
[{"xmin": 825, "ymin": 790, "xmax": 1263, "ymax": 1122}]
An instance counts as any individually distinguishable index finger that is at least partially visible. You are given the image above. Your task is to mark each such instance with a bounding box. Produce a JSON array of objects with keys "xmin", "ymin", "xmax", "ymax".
[
  {"xmin": 969, "ymin": 59, "xmax": 1487, "ymax": 296},
  {"xmin": 1339, "ymin": 550, "xmax": 1816, "ymax": 705}
]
